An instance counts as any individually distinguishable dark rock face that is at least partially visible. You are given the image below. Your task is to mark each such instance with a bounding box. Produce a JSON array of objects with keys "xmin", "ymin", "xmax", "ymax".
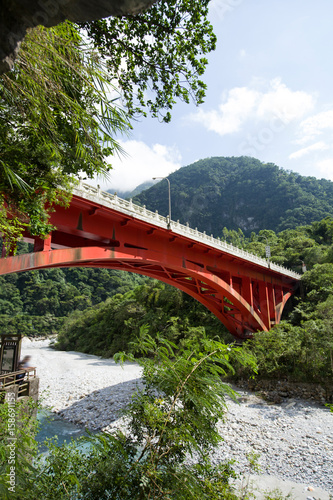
[{"xmin": 0, "ymin": 0, "xmax": 157, "ymax": 73}]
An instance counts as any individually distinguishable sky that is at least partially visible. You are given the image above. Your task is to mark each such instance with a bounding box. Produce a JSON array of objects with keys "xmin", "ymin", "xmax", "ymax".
[{"xmin": 91, "ymin": 0, "xmax": 333, "ymax": 192}]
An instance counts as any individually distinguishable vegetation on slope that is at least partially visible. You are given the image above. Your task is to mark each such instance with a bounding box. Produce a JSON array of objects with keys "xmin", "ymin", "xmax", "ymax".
[
  {"xmin": 134, "ymin": 157, "xmax": 333, "ymax": 236},
  {"xmin": 55, "ymin": 279, "xmax": 232, "ymax": 356}
]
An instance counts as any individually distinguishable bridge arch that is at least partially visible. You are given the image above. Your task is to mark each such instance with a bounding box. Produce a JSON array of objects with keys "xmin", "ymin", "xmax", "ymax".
[
  {"xmin": 0, "ymin": 185, "xmax": 300, "ymax": 338},
  {"xmin": 0, "ymin": 245, "xmax": 293, "ymax": 338}
]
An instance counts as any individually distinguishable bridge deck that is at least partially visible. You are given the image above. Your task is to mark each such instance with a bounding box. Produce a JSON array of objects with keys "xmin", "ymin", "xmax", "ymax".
[{"xmin": 72, "ymin": 182, "xmax": 300, "ymax": 280}]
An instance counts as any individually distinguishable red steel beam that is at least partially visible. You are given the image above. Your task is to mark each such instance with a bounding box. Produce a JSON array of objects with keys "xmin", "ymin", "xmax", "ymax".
[{"xmin": 0, "ymin": 193, "xmax": 300, "ymax": 338}]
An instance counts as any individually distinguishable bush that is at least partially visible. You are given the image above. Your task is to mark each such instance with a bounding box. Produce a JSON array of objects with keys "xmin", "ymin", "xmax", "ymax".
[{"xmin": 19, "ymin": 327, "xmax": 256, "ymax": 499}]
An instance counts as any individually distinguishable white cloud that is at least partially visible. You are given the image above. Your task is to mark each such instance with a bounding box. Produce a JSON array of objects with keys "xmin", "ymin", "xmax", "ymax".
[
  {"xmin": 316, "ymin": 158, "xmax": 333, "ymax": 180},
  {"xmin": 298, "ymin": 110, "xmax": 333, "ymax": 143},
  {"xmin": 88, "ymin": 140, "xmax": 182, "ymax": 192},
  {"xmin": 209, "ymin": 0, "xmax": 243, "ymax": 21},
  {"xmin": 257, "ymin": 78, "xmax": 314, "ymax": 122},
  {"xmin": 189, "ymin": 78, "xmax": 315, "ymax": 137},
  {"xmin": 192, "ymin": 87, "xmax": 259, "ymax": 135},
  {"xmin": 289, "ymin": 141, "xmax": 329, "ymax": 160}
]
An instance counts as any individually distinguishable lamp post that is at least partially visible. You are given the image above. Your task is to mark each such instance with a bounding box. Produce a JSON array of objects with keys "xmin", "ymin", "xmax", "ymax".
[
  {"xmin": 152, "ymin": 176, "xmax": 171, "ymax": 228},
  {"xmin": 262, "ymin": 236, "xmax": 271, "ymax": 268},
  {"xmin": 265, "ymin": 244, "xmax": 271, "ymax": 268}
]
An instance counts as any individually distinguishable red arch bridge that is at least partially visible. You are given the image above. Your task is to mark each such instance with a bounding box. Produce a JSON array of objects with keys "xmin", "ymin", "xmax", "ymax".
[{"xmin": 0, "ymin": 182, "xmax": 301, "ymax": 339}]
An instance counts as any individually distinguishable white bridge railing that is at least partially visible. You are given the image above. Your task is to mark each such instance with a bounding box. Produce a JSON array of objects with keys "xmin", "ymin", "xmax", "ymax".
[{"xmin": 73, "ymin": 181, "xmax": 301, "ymax": 280}]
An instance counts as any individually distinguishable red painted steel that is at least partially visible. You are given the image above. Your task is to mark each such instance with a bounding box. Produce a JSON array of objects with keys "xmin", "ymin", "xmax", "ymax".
[{"xmin": 0, "ymin": 193, "xmax": 300, "ymax": 338}]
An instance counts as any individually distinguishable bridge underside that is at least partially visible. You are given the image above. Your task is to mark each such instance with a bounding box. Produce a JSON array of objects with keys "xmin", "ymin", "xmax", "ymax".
[{"xmin": 0, "ymin": 246, "xmax": 294, "ymax": 339}]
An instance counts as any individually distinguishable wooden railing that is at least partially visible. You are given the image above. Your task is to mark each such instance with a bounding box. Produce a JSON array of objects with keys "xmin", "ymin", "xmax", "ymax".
[{"xmin": 0, "ymin": 367, "xmax": 37, "ymax": 398}]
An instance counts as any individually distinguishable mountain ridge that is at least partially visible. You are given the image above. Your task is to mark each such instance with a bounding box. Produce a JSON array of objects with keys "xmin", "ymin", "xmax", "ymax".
[{"xmin": 133, "ymin": 156, "xmax": 333, "ymax": 236}]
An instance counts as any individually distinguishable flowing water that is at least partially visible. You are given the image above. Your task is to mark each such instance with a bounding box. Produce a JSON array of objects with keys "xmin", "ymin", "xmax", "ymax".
[{"xmin": 36, "ymin": 410, "xmax": 92, "ymax": 453}]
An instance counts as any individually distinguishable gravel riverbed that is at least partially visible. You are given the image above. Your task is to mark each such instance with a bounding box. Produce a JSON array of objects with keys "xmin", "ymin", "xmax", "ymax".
[{"xmin": 23, "ymin": 338, "xmax": 333, "ymax": 499}]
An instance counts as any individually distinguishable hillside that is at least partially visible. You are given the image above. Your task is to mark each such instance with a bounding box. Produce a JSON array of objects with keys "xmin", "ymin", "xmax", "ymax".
[{"xmin": 133, "ymin": 157, "xmax": 333, "ymax": 236}]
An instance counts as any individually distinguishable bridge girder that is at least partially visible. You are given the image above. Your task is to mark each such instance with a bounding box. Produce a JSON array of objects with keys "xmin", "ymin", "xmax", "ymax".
[
  {"xmin": 0, "ymin": 191, "xmax": 300, "ymax": 338},
  {"xmin": 0, "ymin": 246, "xmax": 294, "ymax": 338}
]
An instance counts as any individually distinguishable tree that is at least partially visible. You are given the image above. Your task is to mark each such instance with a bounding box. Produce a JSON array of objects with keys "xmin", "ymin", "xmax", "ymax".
[
  {"xmin": 301, "ymin": 263, "xmax": 333, "ymax": 305},
  {"xmin": 15, "ymin": 329, "xmax": 255, "ymax": 499},
  {"xmin": 82, "ymin": 0, "xmax": 216, "ymax": 122},
  {"xmin": 1, "ymin": 2, "xmax": 217, "ymax": 248},
  {"xmin": 0, "ymin": 22, "xmax": 130, "ymax": 251},
  {"xmin": 314, "ymin": 295, "xmax": 333, "ymax": 376}
]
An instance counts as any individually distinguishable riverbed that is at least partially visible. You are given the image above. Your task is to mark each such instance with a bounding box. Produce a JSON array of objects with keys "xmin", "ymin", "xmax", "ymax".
[{"xmin": 23, "ymin": 338, "xmax": 332, "ymax": 499}]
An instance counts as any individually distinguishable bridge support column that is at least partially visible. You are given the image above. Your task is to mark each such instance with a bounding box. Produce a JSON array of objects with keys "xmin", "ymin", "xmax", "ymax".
[
  {"xmin": 258, "ymin": 281, "xmax": 270, "ymax": 330},
  {"xmin": 33, "ymin": 235, "xmax": 52, "ymax": 252},
  {"xmin": 242, "ymin": 277, "xmax": 253, "ymax": 309},
  {"xmin": 268, "ymin": 284, "xmax": 277, "ymax": 325},
  {"xmin": 274, "ymin": 286, "xmax": 291, "ymax": 323}
]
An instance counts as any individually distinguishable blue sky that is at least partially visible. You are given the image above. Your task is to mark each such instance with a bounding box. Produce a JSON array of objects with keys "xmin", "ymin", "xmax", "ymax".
[{"xmin": 95, "ymin": 0, "xmax": 333, "ymax": 192}]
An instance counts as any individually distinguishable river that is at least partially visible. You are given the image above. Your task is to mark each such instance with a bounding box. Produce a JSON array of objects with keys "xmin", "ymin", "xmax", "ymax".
[{"xmin": 22, "ymin": 338, "xmax": 332, "ymax": 499}]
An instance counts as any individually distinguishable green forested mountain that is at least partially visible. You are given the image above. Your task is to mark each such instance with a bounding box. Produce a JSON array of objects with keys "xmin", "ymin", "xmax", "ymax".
[{"xmin": 134, "ymin": 157, "xmax": 333, "ymax": 236}]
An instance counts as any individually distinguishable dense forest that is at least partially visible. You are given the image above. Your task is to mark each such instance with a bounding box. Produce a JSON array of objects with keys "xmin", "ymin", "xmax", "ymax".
[{"xmin": 134, "ymin": 157, "xmax": 333, "ymax": 236}]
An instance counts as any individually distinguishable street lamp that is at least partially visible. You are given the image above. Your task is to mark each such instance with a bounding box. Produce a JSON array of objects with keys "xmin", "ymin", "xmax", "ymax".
[
  {"xmin": 152, "ymin": 176, "xmax": 171, "ymax": 228},
  {"xmin": 261, "ymin": 235, "xmax": 271, "ymax": 268},
  {"xmin": 265, "ymin": 243, "xmax": 271, "ymax": 268}
]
